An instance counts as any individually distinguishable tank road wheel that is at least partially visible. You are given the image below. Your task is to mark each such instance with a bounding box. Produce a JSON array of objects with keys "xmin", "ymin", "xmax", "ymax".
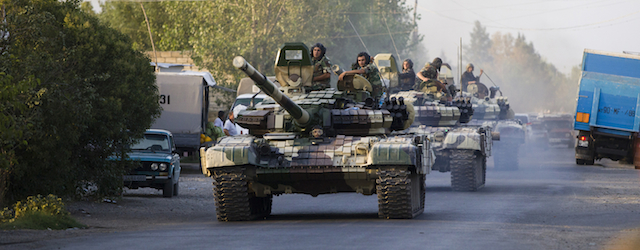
[
  {"xmin": 376, "ymin": 169, "xmax": 425, "ymax": 219},
  {"xmin": 493, "ymin": 142, "xmax": 520, "ymax": 171},
  {"xmin": 212, "ymin": 169, "xmax": 251, "ymax": 221},
  {"xmin": 450, "ymin": 150, "xmax": 485, "ymax": 192}
]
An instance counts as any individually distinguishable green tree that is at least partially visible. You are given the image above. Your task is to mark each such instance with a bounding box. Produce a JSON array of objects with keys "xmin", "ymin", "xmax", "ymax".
[
  {"xmin": 470, "ymin": 30, "xmax": 577, "ymax": 113},
  {"xmin": 0, "ymin": 0, "xmax": 161, "ymax": 205},
  {"xmin": 99, "ymin": 0, "xmax": 421, "ymax": 86},
  {"xmin": 465, "ymin": 20, "xmax": 492, "ymax": 66}
]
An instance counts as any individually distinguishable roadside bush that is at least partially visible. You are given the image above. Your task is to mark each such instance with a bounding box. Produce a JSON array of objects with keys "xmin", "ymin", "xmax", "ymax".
[
  {"xmin": 0, "ymin": 0, "xmax": 161, "ymax": 206},
  {"xmin": 0, "ymin": 194, "xmax": 84, "ymax": 230}
]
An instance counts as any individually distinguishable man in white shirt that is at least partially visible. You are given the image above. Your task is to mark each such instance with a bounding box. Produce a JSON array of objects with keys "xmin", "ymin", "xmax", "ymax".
[
  {"xmin": 223, "ymin": 111, "xmax": 239, "ymax": 136},
  {"xmin": 213, "ymin": 111, "xmax": 224, "ymax": 128}
]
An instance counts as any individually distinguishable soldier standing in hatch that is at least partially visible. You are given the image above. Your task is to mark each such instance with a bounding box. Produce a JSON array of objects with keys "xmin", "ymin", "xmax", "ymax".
[
  {"xmin": 397, "ymin": 59, "xmax": 416, "ymax": 91},
  {"xmin": 461, "ymin": 63, "xmax": 483, "ymax": 92},
  {"xmin": 339, "ymin": 52, "xmax": 384, "ymax": 98},
  {"xmin": 310, "ymin": 43, "xmax": 332, "ymax": 91}
]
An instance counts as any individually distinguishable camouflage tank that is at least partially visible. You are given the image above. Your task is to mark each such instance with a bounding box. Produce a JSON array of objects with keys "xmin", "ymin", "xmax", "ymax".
[
  {"xmin": 200, "ymin": 43, "xmax": 434, "ymax": 221},
  {"xmin": 391, "ymin": 91, "xmax": 495, "ymax": 191},
  {"xmin": 377, "ymin": 53, "xmax": 496, "ymax": 191},
  {"xmin": 464, "ymin": 84, "xmax": 525, "ymax": 171}
]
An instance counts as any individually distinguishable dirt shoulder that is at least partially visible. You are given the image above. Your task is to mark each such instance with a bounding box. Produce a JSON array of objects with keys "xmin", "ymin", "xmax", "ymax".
[{"xmin": 0, "ymin": 164, "xmax": 214, "ymax": 246}]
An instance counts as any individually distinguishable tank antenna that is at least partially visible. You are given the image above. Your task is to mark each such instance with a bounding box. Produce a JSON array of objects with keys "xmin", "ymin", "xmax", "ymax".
[
  {"xmin": 347, "ymin": 17, "xmax": 390, "ymax": 101},
  {"xmin": 482, "ymin": 71, "xmax": 503, "ymax": 96}
]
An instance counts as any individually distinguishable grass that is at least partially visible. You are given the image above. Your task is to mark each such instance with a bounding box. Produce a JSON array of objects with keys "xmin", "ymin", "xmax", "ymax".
[
  {"xmin": 0, "ymin": 194, "xmax": 85, "ymax": 230},
  {"xmin": 0, "ymin": 211, "xmax": 85, "ymax": 230}
]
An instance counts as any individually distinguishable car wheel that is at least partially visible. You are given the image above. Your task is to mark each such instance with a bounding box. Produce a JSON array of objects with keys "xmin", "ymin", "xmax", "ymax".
[
  {"xmin": 173, "ymin": 181, "xmax": 179, "ymax": 196},
  {"xmin": 163, "ymin": 181, "xmax": 174, "ymax": 198}
]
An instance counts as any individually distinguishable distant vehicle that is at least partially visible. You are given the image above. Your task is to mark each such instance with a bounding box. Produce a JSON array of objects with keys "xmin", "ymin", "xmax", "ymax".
[
  {"xmin": 514, "ymin": 113, "xmax": 533, "ymax": 142},
  {"xmin": 529, "ymin": 120, "xmax": 548, "ymax": 146},
  {"xmin": 123, "ymin": 129, "xmax": 181, "ymax": 198},
  {"xmin": 574, "ymin": 49, "xmax": 640, "ymax": 168},
  {"xmin": 540, "ymin": 114, "xmax": 575, "ymax": 148},
  {"xmin": 150, "ymin": 71, "xmax": 216, "ymax": 156}
]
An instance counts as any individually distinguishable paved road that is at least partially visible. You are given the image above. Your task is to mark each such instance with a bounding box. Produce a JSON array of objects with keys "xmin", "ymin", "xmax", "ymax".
[{"xmin": 11, "ymin": 146, "xmax": 640, "ymax": 249}]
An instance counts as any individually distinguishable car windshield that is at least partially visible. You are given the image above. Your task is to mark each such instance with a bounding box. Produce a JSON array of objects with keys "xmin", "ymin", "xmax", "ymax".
[
  {"xmin": 131, "ymin": 133, "xmax": 171, "ymax": 152},
  {"xmin": 233, "ymin": 98, "xmax": 264, "ymax": 109}
]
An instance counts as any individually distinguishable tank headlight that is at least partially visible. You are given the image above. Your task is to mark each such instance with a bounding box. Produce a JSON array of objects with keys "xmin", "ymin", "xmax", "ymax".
[
  {"xmin": 159, "ymin": 163, "xmax": 168, "ymax": 171},
  {"xmin": 150, "ymin": 163, "xmax": 158, "ymax": 171}
]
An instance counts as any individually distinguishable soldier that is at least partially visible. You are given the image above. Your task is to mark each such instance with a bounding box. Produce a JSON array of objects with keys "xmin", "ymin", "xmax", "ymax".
[
  {"xmin": 416, "ymin": 62, "xmax": 432, "ymax": 83},
  {"xmin": 417, "ymin": 57, "xmax": 452, "ymax": 83},
  {"xmin": 417, "ymin": 66, "xmax": 451, "ymax": 102},
  {"xmin": 461, "ymin": 63, "xmax": 483, "ymax": 92},
  {"xmin": 339, "ymin": 52, "xmax": 384, "ymax": 98},
  {"xmin": 310, "ymin": 43, "xmax": 332, "ymax": 91},
  {"xmin": 398, "ymin": 59, "xmax": 416, "ymax": 91}
]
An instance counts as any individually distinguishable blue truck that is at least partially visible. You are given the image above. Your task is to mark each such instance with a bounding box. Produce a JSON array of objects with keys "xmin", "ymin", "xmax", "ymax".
[{"xmin": 574, "ymin": 49, "xmax": 640, "ymax": 168}]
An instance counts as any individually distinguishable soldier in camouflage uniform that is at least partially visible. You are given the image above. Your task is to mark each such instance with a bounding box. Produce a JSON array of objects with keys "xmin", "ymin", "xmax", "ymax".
[
  {"xmin": 310, "ymin": 43, "xmax": 332, "ymax": 91},
  {"xmin": 416, "ymin": 66, "xmax": 451, "ymax": 102},
  {"xmin": 339, "ymin": 52, "xmax": 384, "ymax": 98}
]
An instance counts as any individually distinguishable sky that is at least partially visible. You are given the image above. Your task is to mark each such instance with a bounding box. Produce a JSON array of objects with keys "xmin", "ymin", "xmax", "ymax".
[
  {"xmin": 414, "ymin": 0, "xmax": 640, "ymax": 74},
  {"xmin": 86, "ymin": 0, "xmax": 639, "ymax": 75}
]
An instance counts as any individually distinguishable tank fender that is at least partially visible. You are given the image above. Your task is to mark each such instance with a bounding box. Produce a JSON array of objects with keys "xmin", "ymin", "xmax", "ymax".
[
  {"xmin": 442, "ymin": 129, "xmax": 484, "ymax": 151},
  {"xmin": 202, "ymin": 136, "xmax": 259, "ymax": 171},
  {"xmin": 369, "ymin": 139, "xmax": 419, "ymax": 166}
]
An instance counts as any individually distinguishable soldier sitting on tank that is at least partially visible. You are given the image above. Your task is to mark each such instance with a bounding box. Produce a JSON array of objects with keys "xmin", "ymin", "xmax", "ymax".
[
  {"xmin": 417, "ymin": 66, "xmax": 451, "ymax": 102},
  {"xmin": 338, "ymin": 52, "xmax": 384, "ymax": 98},
  {"xmin": 416, "ymin": 58, "xmax": 451, "ymax": 84},
  {"xmin": 397, "ymin": 59, "xmax": 416, "ymax": 91},
  {"xmin": 461, "ymin": 63, "xmax": 483, "ymax": 92},
  {"xmin": 309, "ymin": 43, "xmax": 332, "ymax": 91}
]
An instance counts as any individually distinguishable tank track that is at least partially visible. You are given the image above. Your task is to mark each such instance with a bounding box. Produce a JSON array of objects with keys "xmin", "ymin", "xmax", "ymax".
[
  {"xmin": 212, "ymin": 168, "xmax": 272, "ymax": 221},
  {"xmin": 376, "ymin": 170, "xmax": 425, "ymax": 219},
  {"xmin": 450, "ymin": 150, "xmax": 486, "ymax": 191},
  {"xmin": 493, "ymin": 141, "xmax": 520, "ymax": 171}
]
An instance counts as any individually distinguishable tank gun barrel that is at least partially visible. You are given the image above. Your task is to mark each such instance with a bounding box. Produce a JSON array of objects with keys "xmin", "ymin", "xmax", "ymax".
[{"xmin": 233, "ymin": 56, "xmax": 310, "ymax": 126}]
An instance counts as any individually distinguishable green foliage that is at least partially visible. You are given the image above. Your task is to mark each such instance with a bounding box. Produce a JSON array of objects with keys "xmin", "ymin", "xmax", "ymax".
[
  {"xmin": 465, "ymin": 22, "xmax": 577, "ymax": 113},
  {"xmin": 99, "ymin": 0, "xmax": 421, "ymax": 88},
  {"xmin": 0, "ymin": 0, "xmax": 161, "ymax": 204},
  {"xmin": 465, "ymin": 20, "xmax": 492, "ymax": 65},
  {"xmin": 0, "ymin": 194, "xmax": 84, "ymax": 230}
]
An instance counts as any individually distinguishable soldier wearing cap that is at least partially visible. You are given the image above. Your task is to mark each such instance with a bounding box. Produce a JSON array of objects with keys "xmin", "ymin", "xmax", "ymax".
[
  {"xmin": 461, "ymin": 63, "xmax": 483, "ymax": 92},
  {"xmin": 310, "ymin": 43, "xmax": 332, "ymax": 91}
]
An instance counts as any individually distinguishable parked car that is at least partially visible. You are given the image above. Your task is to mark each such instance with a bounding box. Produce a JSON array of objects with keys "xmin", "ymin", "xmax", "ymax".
[{"xmin": 123, "ymin": 129, "xmax": 181, "ymax": 198}]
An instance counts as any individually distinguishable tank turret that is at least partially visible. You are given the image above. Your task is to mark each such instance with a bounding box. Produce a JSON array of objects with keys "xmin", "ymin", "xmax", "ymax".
[
  {"xmin": 233, "ymin": 43, "xmax": 412, "ymax": 137},
  {"xmin": 233, "ymin": 56, "xmax": 311, "ymax": 127}
]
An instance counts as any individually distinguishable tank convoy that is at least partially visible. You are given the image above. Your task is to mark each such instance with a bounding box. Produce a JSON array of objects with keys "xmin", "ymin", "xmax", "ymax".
[
  {"xmin": 376, "ymin": 53, "xmax": 497, "ymax": 191},
  {"xmin": 464, "ymin": 83, "xmax": 525, "ymax": 171},
  {"xmin": 200, "ymin": 43, "xmax": 433, "ymax": 221}
]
